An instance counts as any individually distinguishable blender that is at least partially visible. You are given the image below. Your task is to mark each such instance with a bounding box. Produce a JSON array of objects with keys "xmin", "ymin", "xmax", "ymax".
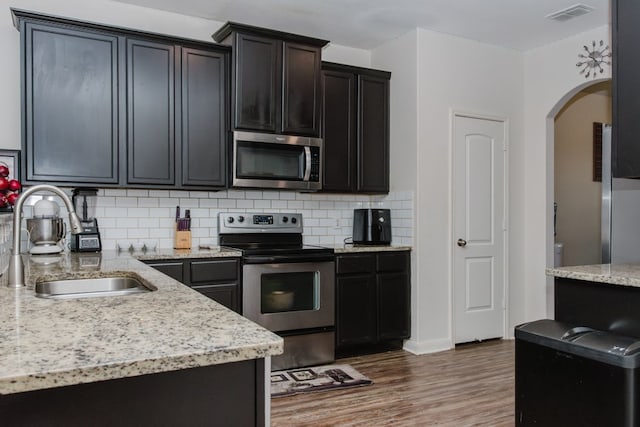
[{"xmin": 70, "ymin": 188, "xmax": 102, "ymax": 252}]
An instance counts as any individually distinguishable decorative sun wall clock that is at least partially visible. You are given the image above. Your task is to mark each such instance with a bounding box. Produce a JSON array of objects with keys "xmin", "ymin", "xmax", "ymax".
[{"xmin": 576, "ymin": 40, "xmax": 611, "ymax": 78}]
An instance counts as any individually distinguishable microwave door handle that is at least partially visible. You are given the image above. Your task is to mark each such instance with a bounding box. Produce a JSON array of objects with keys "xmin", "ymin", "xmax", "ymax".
[{"xmin": 303, "ymin": 146, "xmax": 312, "ymax": 181}]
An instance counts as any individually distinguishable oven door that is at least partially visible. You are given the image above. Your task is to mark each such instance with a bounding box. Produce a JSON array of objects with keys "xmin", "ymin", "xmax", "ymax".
[{"xmin": 243, "ymin": 260, "xmax": 334, "ymax": 332}]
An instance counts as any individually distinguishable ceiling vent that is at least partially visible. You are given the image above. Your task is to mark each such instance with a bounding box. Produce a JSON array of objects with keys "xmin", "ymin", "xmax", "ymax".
[{"xmin": 546, "ymin": 3, "xmax": 595, "ymax": 22}]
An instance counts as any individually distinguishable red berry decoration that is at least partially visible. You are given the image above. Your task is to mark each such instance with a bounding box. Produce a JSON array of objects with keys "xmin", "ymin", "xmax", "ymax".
[
  {"xmin": 0, "ymin": 195, "xmax": 7, "ymax": 208},
  {"xmin": 8, "ymin": 179, "xmax": 21, "ymax": 192},
  {"xmin": 0, "ymin": 178, "xmax": 9, "ymax": 191},
  {"xmin": 7, "ymin": 192, "xmax": 19, "ymax": 206},
  {"xmin": 0, "ymin": 165, "xmax": 9, "ymax": 178}
]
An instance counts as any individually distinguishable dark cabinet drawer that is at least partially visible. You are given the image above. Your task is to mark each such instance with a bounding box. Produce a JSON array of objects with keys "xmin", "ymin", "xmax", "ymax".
[
  {"xmin": 190, "ymin": 259, "xmax": 239, "ymax": 284},
  {"xmin": 193, "ymin": 284, "xmax": 240, "ymax": 313},
  {"xmin": 336, "ymin": 254, "xmax": 375, "ymax": 274},
  {"xmin": 377, "ymin": 252, "xmax": 409, "ymax": 273},
  {"xmin": 145, "ymin": 261, "xmax": 184, "ymax": 283}
]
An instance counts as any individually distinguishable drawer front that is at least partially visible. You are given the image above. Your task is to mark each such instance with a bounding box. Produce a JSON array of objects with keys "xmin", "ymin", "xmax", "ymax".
[
  {"xmin": 376, "ymin": 252, "xmax": 409, "ymax": 273},
  {"xmin": 336, "ymin": 254, "xmax": 375, "ymax": 274},
  {"xmin": 146, "ymin": 261, "xmax": 184, "ymax": 283},
  {"xmin": 190, "ymin": 259, "xmax": 239, "ymax": 284}
]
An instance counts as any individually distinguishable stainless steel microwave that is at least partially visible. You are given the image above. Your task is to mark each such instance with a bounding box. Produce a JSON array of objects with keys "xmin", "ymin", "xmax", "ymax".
[{"xmin": 232, "ymin": 131, "xmax": 323, "ymax": 191}]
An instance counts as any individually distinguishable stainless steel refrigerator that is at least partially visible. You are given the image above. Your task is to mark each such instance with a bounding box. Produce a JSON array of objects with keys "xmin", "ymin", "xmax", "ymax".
[{"xmin": 602, "ymin": 124, "xmax": 640, "ymax": 263}]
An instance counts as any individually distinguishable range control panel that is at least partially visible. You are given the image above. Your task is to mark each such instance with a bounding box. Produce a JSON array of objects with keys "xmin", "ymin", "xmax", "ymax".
[{"xmin": 219, "ymin": 212, "xmax": 303, "ymax": 234}]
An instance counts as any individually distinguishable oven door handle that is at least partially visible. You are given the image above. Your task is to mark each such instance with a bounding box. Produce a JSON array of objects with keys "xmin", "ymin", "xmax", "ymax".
[{"xmin": 243, "ymin": 253, "xmax": 335, "ymax": 264}]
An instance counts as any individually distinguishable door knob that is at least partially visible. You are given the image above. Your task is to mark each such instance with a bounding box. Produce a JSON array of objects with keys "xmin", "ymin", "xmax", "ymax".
[{"xmin": 457, "ymin": 238, "xmax": 467, "ymax": 247}]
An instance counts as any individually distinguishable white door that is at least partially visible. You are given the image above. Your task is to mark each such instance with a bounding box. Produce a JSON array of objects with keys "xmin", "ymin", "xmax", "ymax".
[{"xmin": 453, "ymin": 114, "xmax": 506, "ymax": 344}]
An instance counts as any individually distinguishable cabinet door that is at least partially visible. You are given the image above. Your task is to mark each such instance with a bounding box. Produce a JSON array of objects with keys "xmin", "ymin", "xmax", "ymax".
[
  {"xmin": 23, "ymin": 23, "xmax": 120, "ymax": 184},
  {"xmin": 377, "ymin": 272, "xmax": 410, "ymax": 341},
  {"xmin": 282, "ymin": 42, "xmax": 321, "ymax": 136},
  {"xmin": 181, "ymin": 48, "xmax": 228, "ymax": 188},
  {"xmin": 336, "ymin": 274, "xmax": 377, "ymax": 347},
  {"xmin": 321, "ymin": 69, "xmax": 356, "ymax": 192},
  {"xmin": 612, "ymin": 0, "xmax": 640, "ymax": 177},
  {"xmin": 357, "ymin": 74, "xmax": 390, "ymax": 193},
  {"xmin": 145, "ymin": 261, "xmax": 185, "ymax": 283},
  {"xmin": 127, "ymin": 38, "xmax": 175, "ymax": 185},
  {"xmin": 193, "ymin": 284, "xmax": 240, "ymax": 313},
  {"xmin": 234, "ymin": 33, "xmax": 280, "ymax": 132}
]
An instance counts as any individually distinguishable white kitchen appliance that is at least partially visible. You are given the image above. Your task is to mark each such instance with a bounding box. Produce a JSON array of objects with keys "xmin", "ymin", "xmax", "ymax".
[{"xmin": 26, "ymin": 199, "xmax": 65, "ymax": 255}]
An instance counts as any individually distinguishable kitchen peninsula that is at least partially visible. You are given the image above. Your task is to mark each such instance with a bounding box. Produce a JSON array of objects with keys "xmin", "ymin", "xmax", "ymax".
[
  {"xmin": 0, "ymin": 249, "xmax": 282, "ymax": 426},
  {"xmin": 547, "ymin": 264, "xmax": 640, "ymax": 337}
]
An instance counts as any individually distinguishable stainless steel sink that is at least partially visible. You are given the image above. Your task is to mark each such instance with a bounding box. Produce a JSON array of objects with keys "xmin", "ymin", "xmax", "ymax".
[{"xmin": 35, "ymin": 276, "xmax": 157, "ymax": 299}]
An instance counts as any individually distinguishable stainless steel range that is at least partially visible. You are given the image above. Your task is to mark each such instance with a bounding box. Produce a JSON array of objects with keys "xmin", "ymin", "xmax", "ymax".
[{"xmin": 219, "ymin": 212, "xmax": 335, "ymax": 370}]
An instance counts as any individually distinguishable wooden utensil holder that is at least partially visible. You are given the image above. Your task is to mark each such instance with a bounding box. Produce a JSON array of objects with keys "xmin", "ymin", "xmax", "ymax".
[{"xmin": 174, "ymin": 228, "xmax": 191, "ymax": 249}]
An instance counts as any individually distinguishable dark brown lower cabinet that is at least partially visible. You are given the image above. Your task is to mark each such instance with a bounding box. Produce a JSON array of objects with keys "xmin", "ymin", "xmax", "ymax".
[
  {"xmin": 144, "ymin": 257, "xmax": 241, "ymax": 313},
  {"xmin": 336, "ymin": 250, "xmax": 410, "ymax": 356},
  {"xmin": 555, "ymin": 277, "xmax": 640, "ymax": 337},
  {"xmin": 0, "ymin": 359, "xmax": 265, "ymax": 427}
]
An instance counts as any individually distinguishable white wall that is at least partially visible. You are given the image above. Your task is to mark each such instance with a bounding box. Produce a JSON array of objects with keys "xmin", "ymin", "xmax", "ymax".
[
  {"xmin": 372, "ymin": 28, "xmax": 524, "ymax": 353},
  {"xmin": 523, "ymin": 25, "xmax": 610, "ymax": 320},
  {"xmin": 371, "ymin": 30, "xmax": 418, "ymax": 351}
]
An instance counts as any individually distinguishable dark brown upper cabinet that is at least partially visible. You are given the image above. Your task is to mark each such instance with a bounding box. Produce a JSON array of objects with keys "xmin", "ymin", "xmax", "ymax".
[
  {"xmin": 213, "ymin": 22, "xmax": 328, "ymax": 137},
  {"xmin": 20, "ymin": 20, "xmax": 121, "ymax": 185},
  {"xmin": 321, "ymin": 62, "xmax": 391, "ymax": 194},
  {"xmin": 126, "ymin": 38, "xmax": 176, "ymax": 186},
  {"xmin": 13, "ymin": 9, "xmax": 229, "ymax": 190},
  {"xmin": 613, "ymin": 0, "xmax": 640, "ymax": 178}
]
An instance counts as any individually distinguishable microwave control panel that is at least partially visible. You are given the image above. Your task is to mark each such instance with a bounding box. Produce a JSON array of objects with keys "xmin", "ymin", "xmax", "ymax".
[{"xmin": 310, "ymin": 146, "xmax": 320, "ymax": 182}]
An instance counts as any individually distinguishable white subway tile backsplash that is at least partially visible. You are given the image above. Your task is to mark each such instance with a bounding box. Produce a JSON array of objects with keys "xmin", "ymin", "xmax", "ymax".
[
  {"xmin": 226, "ymin": 190, "xmax": 245, "ymax": 199},
  {"xmin": 79, "ymin": 189, "xmax": 413, "ymax": 249},
  {"xmin": 127, "ymin": 228, "xmax": 149, "ymax": 239},
  {"xmin": 303, "ymin": 200, "xmax": 319, "ymax": 209},
  {"xmin": 254, "ymin": 200, "xmax": 272, "ymax": 209},
  {"xmin": 116, "ymin": 218, "xmax": 138, "ymax": 228},
  {"xmin": 169, "ymin": 190, "xmax": 190, "ymax": 198},
  {"xmin": 188, "ymin": 191, "xmax": 209, "ymax": 199},
  {"xmin": 244, "ymin": 191, "xmax": 264, "ymax": 200},
  {"xmin": 271, "ymin": 200, "xmax": 287, "ymax": 209},
  {"xmin": 287, "ymin": 201, "xmax": 304, "ymax": 209},
  {"xmin": 218, "ymin": 199, "xmax": 237, "ymax": 209},
  {"xmin": 127, "ymin": 189, "xmax": 149, "ymax": 197},
  {"xmin": 116, "ymin": 197, "xmax": 138, "ymax": 208},
  {"xmin": 237, "ymin": 199, "xmax": 254, "ymax": 209},
  {"xmin": 138, "ymin": 198, "xmax": 159, "ymax": 208},
  {"xmin": 126, "ymin": 208, "xmax": 150, "ymax": 218}
]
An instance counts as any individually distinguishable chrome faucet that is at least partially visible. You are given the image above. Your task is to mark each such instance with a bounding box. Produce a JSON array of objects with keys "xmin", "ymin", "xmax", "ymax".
[{"xmin": 7, "ymin": 185, "xmax": 84, "ymax": 288}]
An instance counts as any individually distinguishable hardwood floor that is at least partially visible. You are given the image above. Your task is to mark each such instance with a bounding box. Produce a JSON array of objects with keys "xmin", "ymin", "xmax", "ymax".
[{"xmin": 271, "ymin": 339, "xmax": 514, "ymax": 426}]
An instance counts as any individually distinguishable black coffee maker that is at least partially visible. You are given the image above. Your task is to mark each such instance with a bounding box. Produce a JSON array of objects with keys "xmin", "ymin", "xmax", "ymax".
[{"xmin": 352, "ymin": 209, "xmax": 392, "ymax": 245}]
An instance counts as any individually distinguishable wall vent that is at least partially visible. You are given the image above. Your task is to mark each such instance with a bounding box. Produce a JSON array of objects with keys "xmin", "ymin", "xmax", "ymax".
[{"xmin": 546, "ymin": 4, "xmax": 595, "ymax": 22}]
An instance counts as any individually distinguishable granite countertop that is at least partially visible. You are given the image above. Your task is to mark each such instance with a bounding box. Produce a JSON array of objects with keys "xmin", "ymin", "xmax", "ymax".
[
  {"xmin": 0, "ymin": 251, "xmax": 282, "ymax": 395},
  {"xmin": 131, "ymin": 244, "xmax": 411, "ymax": 258},
  {"xmin": 332, "ymin": 244, "xmax": 412, "ymax": 253},
  {"xmin": 132, "ymin": 245, "xmax": 242, "ymax": 260},
  {"xmin": 546, "ymin": 264, "xmax": 640, "ymax": 288}
]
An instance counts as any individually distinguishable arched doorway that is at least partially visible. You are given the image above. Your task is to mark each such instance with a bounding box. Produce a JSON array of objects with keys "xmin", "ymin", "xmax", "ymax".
[
  {"xmin": 542, "ymin": 77, "xmax": 610, "ymax": 313},
  {"xmin": 553, "ymin": 80, "xmax": 611, "ymax": 267}
]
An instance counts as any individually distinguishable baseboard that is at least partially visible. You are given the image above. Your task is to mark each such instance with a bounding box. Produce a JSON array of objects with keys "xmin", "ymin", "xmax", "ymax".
[{"xmin": 403, "ymin": 338, "xmax": 453, "ymax": 355}]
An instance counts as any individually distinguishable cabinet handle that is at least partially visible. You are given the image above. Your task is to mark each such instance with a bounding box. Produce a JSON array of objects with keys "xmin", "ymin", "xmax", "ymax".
[{"xmin": 457, "ymin": 238, "xmax": 467, "ymax": 247}]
